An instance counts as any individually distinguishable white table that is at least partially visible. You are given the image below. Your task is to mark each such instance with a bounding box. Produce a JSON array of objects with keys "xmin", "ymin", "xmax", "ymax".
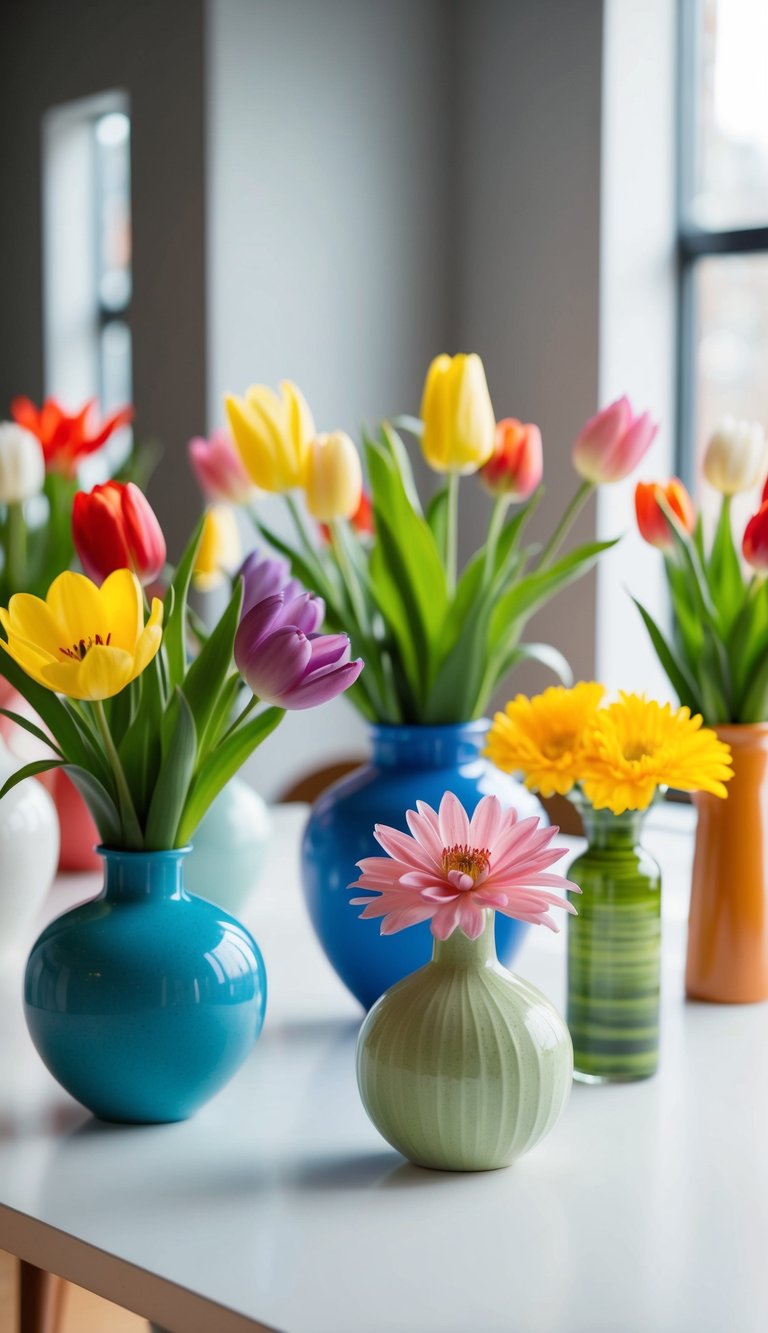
[{"xmin": 1, "ymin": 803, "xmax": 767, "ymax": 1333}]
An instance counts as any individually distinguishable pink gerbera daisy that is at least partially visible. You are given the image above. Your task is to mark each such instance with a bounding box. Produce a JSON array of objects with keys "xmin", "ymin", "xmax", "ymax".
[{"xmin": 349, "ymin": 792, "xmax": 579, "ymax": 941}]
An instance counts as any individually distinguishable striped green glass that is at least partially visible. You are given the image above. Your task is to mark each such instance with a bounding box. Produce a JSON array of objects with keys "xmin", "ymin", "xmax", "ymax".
[{"xmin": 566, "ymin": 805, "xmax": 661, "ymax": 1083}]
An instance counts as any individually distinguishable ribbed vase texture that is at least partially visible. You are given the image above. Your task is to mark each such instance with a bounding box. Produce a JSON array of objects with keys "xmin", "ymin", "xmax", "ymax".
[
  {"xmin": 356, "ymin": 916, "xmax": 572, "ymax": 1171},
  {"xmin": 567, "ymin": 806, "xmax": 661, "ymax": 1082}
]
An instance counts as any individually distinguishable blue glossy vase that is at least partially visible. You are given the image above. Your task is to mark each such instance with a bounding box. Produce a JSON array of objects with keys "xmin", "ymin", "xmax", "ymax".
[
  {"xmin": 302, "ymin": 722, "xmax": 545, "ymax": 1010},
  {"xmin": 24, "ymin": 847, "xmax": 266, "ymax": 1124}
]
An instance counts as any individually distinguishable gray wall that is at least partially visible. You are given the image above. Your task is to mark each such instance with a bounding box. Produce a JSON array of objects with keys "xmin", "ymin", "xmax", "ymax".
[
  {"xmin": 0, "ymin": 0, "xmax": 207, "ymax": 556},
  {"xmin": 452, "ymin": 0, "xmax": 604, "ymax": 693}
]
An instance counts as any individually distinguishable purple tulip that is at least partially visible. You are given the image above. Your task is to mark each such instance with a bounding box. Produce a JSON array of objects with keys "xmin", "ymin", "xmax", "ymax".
[
  {"xmin": 235, "ymin": 591, "xmax": 363, "ymax": 709},
  {"xmin": 239, "ymin": 549, "xmax": 294, "ymax": 615}
]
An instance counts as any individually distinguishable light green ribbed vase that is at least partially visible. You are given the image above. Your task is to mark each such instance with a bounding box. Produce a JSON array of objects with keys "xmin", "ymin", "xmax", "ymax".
[
  {"xmin": 567, "ymin": 804, "xmax": 661, "ymax": 1083},
  {"xmin": 356, "ymin": 914, "xmax": 573, "ymax": 1172}
]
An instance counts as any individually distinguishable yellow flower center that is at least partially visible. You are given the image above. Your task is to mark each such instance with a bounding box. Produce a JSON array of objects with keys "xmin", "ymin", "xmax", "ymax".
[
  {"xmin": 623, "ymin": 744, "xmax": 652, "ymax": 763},
  {"xmin": 59, "ymin": 632, "xmax": 111, "ymax": 661},
  {"xmin": 441, "ymin": 844, "xmax": 491, "ymax": 885},
  {"xmin": 541, "ymin": 732, "xmax": 577, "ymax": 761}
]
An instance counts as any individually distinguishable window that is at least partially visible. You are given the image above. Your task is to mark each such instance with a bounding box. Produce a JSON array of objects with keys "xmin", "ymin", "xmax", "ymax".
[
  {"xmin": 678, "ymin": 0, "xmax": 768, "ymax": 518},
  {"xmin": 42, "ymin": 92, "xmax": 132, "ymax": 478}
]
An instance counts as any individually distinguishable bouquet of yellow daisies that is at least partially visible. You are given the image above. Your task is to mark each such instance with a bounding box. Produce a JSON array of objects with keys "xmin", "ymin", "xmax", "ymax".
[{"xmin": 485, "ymin": 683, "xmax": 733, "ymax": 815}]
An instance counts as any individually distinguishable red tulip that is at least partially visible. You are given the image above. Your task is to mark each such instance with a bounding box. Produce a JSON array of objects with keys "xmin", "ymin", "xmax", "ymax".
[
  {"xmin": 11, "ymin": 396, "xmax": 132, "ymax": 477},
  {"xmin": 635, "ymin": 479, "xmax": 695, "ymax": 551},
  {"xmin": 480, "ymin": 419, "xmax": 543, "ymax": 500},
  {"xmin": 743, "ymin": 501, "xmax": 768, "ymax": 573},
  {"xmin": 72, "ymin": 481, "xmax": 166, "ymax": 586}
]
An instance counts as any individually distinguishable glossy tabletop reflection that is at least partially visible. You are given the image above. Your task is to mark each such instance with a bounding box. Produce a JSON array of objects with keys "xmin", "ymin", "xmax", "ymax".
[{"xmin": 1, "ymin": 803, "xmax": 767, "ymax": 1333}]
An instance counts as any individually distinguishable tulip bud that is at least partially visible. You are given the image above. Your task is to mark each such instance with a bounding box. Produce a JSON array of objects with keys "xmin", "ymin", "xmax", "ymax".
[
  {"xmin": 420, "ymin": 353, "xmax": 496, "ymax": 474},
  {"xmin": 703, "ymin": 417, "xmax": 767, "ymax": 496},
  {"xmin": 743, "ymin": 501, "xmax": 768, "ymax": 573},
  {"xmin": 635, "ymin": 479, "xmax": 695, "ymax": 551},
  {"xmin": 225, "ymin": 380, "xmax": 315, "ymax": 492},
  {"xmin": 72, "ymin": 481, "xmax": 166, "ymax": 587},
  {"xmin": 193, "ymin": 505, "xmax": 242, "ymax": 590},
  {"xmin": 188, "ymin": 429, "xmax": 256, "ymax": 505},
  {"xmin": 0, "ymin": 422, "xmax": 45, "ymax": 503},
  {"xmin": 304, "ymin": 431, "xmax": 363, "ymax": 522},
  {"xmin": 480, "ymin": 419, "xmax": 543, "ymax": 500},
  {"xmin": 572, "ymin": 396, "xmax": 658, "ymax": 485}
]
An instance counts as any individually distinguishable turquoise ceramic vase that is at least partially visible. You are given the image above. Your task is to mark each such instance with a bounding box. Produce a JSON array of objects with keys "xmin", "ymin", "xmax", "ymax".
[
  {"xmin": 356, "ymin": 913, "xmax": 572, "ymax": 1171},
  {"xmin": 302, "ymin": 722, "xmax": 544, "ymax": 1010},
  {"xmin": 567, "ymin": 804, "xmax": 661, "ymax": 1082},
  {"xmin": 24, "ymin": 847, "xmax": 267, "ymax": 1123}
]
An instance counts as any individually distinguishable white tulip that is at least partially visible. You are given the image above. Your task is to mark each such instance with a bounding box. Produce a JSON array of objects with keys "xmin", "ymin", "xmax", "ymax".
[
  {"xmin": 0, "ymin": 422, "xmax": 45, "ymax": 504},
  {"xmin": 703, "ymin": 416, "xmax": 767, "ymax": 496}
]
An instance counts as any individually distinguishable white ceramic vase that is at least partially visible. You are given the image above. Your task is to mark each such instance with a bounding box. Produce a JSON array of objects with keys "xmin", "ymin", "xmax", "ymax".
[
  {"xmin": 0, "ymin": 736, "xmax": 59, "ymax": 958},
  {"xmin": 185, "ymin": 776, "xmax": 271, "ymax": 916}
]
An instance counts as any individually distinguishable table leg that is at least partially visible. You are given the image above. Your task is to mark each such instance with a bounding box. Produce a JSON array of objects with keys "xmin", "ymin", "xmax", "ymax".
[{"xmin": 18, "ymin": 1264, "xmax": 66, "ymax": 1333}]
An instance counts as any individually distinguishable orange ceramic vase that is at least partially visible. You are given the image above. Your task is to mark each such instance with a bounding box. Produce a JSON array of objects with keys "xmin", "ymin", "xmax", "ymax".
[{"xmin": 686, "ymin": 724, "xmax": 768, "ymax": 1004}]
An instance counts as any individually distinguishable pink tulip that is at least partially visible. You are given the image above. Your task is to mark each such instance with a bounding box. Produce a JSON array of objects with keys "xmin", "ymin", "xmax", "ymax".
[
  {"xmin": 188, "ymin": 429, "xmax": 256, "ymax": 504},
  {"xmin": 572, "ymin": 396, "xmax": 658, "ymax": 485}
]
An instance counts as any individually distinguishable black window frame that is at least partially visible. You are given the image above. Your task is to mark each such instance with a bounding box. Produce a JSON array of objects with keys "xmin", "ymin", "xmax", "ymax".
[{"xmin": 676, "ymin": 0, "xmax": 768, "ymax": 488}]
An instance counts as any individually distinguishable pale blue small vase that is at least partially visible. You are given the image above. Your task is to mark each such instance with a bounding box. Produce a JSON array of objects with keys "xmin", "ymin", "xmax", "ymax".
[
  {"xmin": 24, "ymin": 846, "xmax": 266, "ymax": 1123},
  {"xmin": 185, "ymin": 777, "xmax": 271, "ymax": 915}
]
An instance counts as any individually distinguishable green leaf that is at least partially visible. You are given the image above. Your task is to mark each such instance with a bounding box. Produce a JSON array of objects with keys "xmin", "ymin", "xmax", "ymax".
[
  {"xmin": 504, "ymin": 642, "xmax": 573, "ymax": 685},
  {"xmin": 177, "ymin": 706, "xmax": 284, "ymax": 845},
  {"xmin": 364, "ymin": 429, "xmax": 448, "ymax": 702},
  {"xmin": 164, "ymin": 517, "xmax": 205, "ymax": 689},
  {"xmin": 64, "ymin": 766, "xmax": 123, "ymax": 846},
  {"xmin": 144, "ymin": 688, "xmax": 198, "ymax": 848},
  {"xmin": 741, "ymin": 648, "xmax": 768, "ymax": 723},
  {"xmin": 0, "ymin": 758, "xmax": 65, "ymax": 801},
  {"xmin": 706, "ymin": 496, "xmax": 746, "ymax": 635},
  {"xmin": 632, "ymin": 597, "xmax": 703, "ymax": 713},
  {"xmin": 183, "ymin": 579, "xmax": 243, "ymax": 748},
  {"xmin": 489, "ymin": 539, "xmax": 617, "ymax": 647},
  {"xmin": 0, "ymin": 709, "xmax": 63, "ymax": 757},
  {"xmin": 426, "ymin": 486, "xmax": 449, "ymax": 555}
]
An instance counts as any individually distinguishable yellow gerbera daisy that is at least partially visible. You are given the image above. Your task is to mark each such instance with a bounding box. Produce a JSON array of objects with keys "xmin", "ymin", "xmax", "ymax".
[
  {"xmin": 486, "ymin": 682, "xmax": 605, "ymax": 797},
  {"xmin": 0, "ymin": 569, "xmax": 163, "ymax": 701},
  {"xmin": 581, "ymin": 694, "xmax": 733, "ymax": 814}
]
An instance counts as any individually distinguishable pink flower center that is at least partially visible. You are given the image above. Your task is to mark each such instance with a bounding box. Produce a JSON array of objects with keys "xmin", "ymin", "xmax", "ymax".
[{"xmin": 440, "ymin": 843, "xmax": 491, "ymax": 887}]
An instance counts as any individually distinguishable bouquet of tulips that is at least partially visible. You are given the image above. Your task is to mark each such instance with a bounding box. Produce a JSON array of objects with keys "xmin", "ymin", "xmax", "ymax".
[
  {"xmin": 0, "ymin": 480, "xmax": 362, "ymax": 850},
  {"xmin": 0, "ymin": 396, "xmax": 136, "ymax": 602},
  {"xmin": 634, "ymin": 417, "xmax": 768, "ymax": 723},
  {"xmin": 205, "ymin": 358, "xmax": 658, "ymax": 725}
]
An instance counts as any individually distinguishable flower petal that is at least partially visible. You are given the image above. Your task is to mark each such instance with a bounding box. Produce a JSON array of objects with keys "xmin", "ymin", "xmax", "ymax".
[{"xmin": 438, "ymin": 791, "xmax": 470, "ymax": 847}]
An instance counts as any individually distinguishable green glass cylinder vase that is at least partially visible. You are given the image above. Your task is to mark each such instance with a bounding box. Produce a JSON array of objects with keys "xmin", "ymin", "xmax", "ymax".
[{"xmin": 567, "ymin": 805, "xmax": 661, "ymax": 1083}]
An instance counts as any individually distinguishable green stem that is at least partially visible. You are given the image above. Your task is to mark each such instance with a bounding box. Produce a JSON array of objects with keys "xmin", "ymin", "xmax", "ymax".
[
  {"xmin": 330, "ymin": 520, "xmax": 370, "ymax": 633},
  {"xmin": 6, "ymin": 502, "xmax": 27, "ymax": 593},
  {"xmin": 92, "ymin": 699, "xmax": 143, "ymax": 848},
  {"xmin": 445, "ymin": 472, "xmax": 461, "ymax": 595},
  {"xmin": 482, "ymin": 494, "xmax": 510, "ymax": 585},
  {"xmin": 536, "ymin": 480, "xmax": 594, "ymax": 570},
  {"xmin": 220, "ymin": 692, "xmax": 259, "ymax": 743},
  {"xmin": 285, "ymin": 492, "xmax": 321, "ymax": 566}
]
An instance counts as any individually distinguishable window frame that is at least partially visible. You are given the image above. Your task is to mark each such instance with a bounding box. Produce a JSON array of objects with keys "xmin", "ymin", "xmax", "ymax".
[{"xmin": 676, "ymin": 0, "xmax": 768, "ymax": 488}]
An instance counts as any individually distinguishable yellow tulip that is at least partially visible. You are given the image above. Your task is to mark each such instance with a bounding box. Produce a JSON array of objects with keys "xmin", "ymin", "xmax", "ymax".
[
  {"xmin": 193, "ymin": 505, "xmax": 242, "ymax": 591},
  {"xmin": 225, "ymin": 380, "xmax": 315, "ymax": 492},
  {"xmin": 0, "ymin": 569, "xmax": 163, "ymax": 701},
  {"xmin": 304, "ymin": 431, "xmax": 363, "ymax": 521},
  {"xmin": 420, "ymin": 353, "xmax": 496, "ymax": 474}
]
